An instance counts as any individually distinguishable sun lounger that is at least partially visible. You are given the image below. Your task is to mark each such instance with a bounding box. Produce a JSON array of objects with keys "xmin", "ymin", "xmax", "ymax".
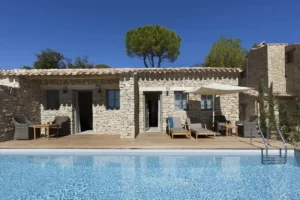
[
  {"xmin": 186, "ymin": 117, "xmax": 215, "ymax": 139},
  {"xmin": 167, "ymin": 117, "xmax": 191, "ymax": 139}
]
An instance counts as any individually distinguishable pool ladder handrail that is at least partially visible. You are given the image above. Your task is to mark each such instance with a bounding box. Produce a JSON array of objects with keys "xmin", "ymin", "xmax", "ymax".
[
  {"xmin": 257, "ymin": 123, "xmax": 269, "ymax": 159},
  {"xmin": 275, "ymin": 123, "xmax": 288, "ymax": 163}
]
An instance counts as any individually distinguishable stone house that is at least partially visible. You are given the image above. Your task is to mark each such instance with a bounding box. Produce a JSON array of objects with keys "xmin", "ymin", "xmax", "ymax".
[
  {"xmin": 0, "ymin": 68, "xmax": 240, "ymax": 140},
  {"xmin": 239, "ymin": 42, "xmax": 298, "ymax": 121}
]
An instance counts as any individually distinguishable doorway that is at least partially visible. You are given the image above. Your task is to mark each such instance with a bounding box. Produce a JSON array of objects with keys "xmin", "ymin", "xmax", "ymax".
[
  {"xmin": 74, "ymin": 91, "xmax": 93, "ymax": 133},
  {"xmin": 144, "ymin": 92, "xmax": 162, "ymax": 132}
]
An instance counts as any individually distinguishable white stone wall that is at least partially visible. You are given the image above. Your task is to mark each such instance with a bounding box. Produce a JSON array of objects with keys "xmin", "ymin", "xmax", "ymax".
[
  {"xmin": 138, "ymin": 73, "xmax": 239, "ymax": 133},
  {"xmin": 267, "ymin": 44, "xmax": 287, "ymax": 93},
  {"xmin": 40, "ymin": 90, "xmax": 73, "ymax": 133},
  {"xmin": 92, "ymin": 78, "xmax": 133, "ymax": 136},
  {"xmin": 119, "ymin": 74, "xmax": 136, "ymax": 138},
  {"xmin": 0, "ymin": 76, "xmax": 20, "ymax": 88},
  {"xmin": 40, "ymin": 78, "xmax": 126, "ymax": 135}
]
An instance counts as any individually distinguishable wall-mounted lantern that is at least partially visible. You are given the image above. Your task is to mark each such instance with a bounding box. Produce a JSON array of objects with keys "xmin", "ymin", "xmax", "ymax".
[
  {"xmin": 96, "ymin": 84, "xmax": 102, "ymax": 94},
  {"xmin": 62, "ymin": 85, "xmax": 68, "ymax": 94},
  {"xmin": 97, "ymin": 85, "xmax": 102, "ymax": 94}
]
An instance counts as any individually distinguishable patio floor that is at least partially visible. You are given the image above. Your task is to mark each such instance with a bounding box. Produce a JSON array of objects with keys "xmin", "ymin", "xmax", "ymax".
[{"xmin": 0, "ymin": 132, "xmax": 295, "ymax": 149}]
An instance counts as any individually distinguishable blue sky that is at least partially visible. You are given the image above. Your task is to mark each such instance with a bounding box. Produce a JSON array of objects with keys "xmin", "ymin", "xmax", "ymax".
[{"xmin": 0, "ymin": 0, "xmax": 299, "ymax": 69}]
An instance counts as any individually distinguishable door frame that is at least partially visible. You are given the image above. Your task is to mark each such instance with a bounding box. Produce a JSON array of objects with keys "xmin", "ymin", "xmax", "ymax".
[
  {"xmin": 72, "ymin": 90, "xmax": 93, "ymax": 133},
  {"xmin": 158, "ymin": 93, "xmax": 162, "ymax": 131},
  {"xmin": 144, "ymin": 94, "xmax": 149, "ymax": 132},
  {"xmin": 144, "ymin": 92, "xmax": 162, "ymax": 132}
]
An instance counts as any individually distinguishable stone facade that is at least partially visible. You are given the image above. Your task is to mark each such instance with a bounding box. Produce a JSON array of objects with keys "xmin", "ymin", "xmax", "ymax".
[
  {"xmin": 267, "ymin": 44, "xmax": 287, "ymax": 93},
  {"xmin": 0, "ymin": 68, "xmax": 241, "ymax": 139},
  {"xmin": 138, "ymin": 72, "xmax": 239, "ymax": 133},
  {"xmin": 240, "ymin": 45, "xmax": 268, "ymax": 90},
  {"xmin": 119, "ymin": 74, "xmax": 137, "ymax": 138},
  {"xmin": 286, "ymin": 44, "xmax": 300, "ymax": 95},
  {"xmin": 239, "ymin": 94, "xmax": 258, "ymax": 120},
  {"xmin": 240, "ymin": 43, "xmax": 298, "ymax": 121},
  {"xmin": 240, "ymin": 43, "xmax": 287, "ymax": 92},
  {"xmin": 40, "ymin": 78, "xmax": 137, "ymax": 138},
  {"xmin": 0, "ymin": 77, "xmax": 41, "ymax": 141}
]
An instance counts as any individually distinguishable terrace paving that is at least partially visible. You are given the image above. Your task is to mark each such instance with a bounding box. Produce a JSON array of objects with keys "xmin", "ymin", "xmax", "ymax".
[{"xmin": 0, "ymin": 132, "xmax": 294, "ymax": 150}]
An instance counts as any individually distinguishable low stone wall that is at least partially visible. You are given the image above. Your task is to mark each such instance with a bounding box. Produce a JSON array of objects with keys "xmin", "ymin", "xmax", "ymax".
[{"xmin": 0, "ymin": 77, "xmax": 41, "ymax": 141}]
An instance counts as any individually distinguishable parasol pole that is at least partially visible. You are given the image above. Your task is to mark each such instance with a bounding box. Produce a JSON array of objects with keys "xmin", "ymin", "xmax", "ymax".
[{"xmin": 212, "ymin": 90, "xmax": 215, "ymax": 128}]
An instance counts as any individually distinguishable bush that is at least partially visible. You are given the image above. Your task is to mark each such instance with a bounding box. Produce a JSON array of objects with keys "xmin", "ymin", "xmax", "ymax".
[
  {"xmin": 284, "ymin": 132, "xmax": 300, "ymax": 146},
  {"xmin": 258, "ymin": 79, "xmax": 267, "ymax": 136}
]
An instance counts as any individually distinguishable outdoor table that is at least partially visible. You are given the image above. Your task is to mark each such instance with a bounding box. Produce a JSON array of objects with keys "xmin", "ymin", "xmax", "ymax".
[
  {"xmin": 33, "ymin": 124, "xmax": 59, "ymax": 140},
  {"xmin": 219, "ymin": 123, "xmax": 238, "ymax": 137}
]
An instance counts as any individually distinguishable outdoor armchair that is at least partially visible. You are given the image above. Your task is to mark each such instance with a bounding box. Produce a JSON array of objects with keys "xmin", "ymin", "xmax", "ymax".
[
  {"xmin": 12, "ymin": 116, "xmax": 39, "ymax": 140},
  {"xmin": 214, "ymin": 115, "xmax": 230, "ymax": 133},
  {"xmin": 49, "ymin": 116, "xmax": 70, "ymax": 137},
  {"xmin": 242, "ymin": 115, "xmax": 260, "ymax": 138}
]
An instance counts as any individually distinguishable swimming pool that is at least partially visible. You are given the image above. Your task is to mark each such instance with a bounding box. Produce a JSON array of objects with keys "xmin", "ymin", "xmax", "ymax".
[{"xmin": 0, "ymin": 150, "xmax": 299, "ymax": 200}]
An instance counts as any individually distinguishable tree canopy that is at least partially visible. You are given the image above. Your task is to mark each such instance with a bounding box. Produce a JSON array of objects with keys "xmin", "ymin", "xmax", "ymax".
[
  {"xmin": 33, "ymin": 49, "xmax": 66, "ymax": 69},
  {"xmin": 203, "ymin": 36, "xmax": 248, "ymax": 68},
  {"xmin": 95, "ymin": 64, "xmax": 111, "ymax": 68},
  {"xmin": 20, "ymin": 49, "xmax": 112, "ymax": 69},
  {"xmin": 125, "ymin": 25, "xmax": 181, "ymax": 68},
  {"xmin": 21, "ymin": 65, "xmax": 32, "ymax": 69},
  {"xmin": 67, "ymin": 56, "xmax": 94, "ymax": 69},
  {"xmin": 252, "ymin": 43, "xmax": 259, "ymax": 48}
]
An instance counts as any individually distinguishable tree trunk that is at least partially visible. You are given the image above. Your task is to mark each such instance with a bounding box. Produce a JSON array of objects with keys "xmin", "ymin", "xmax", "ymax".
[
  {"xmin": 143, "ymin": 56, "xmax": 149, "ymax": 68},
  {"xmin": 158, "ymin": 57, "xmax": 162, "ymax": 68},
  {"xmin": 151, "ymin": 55, "xmax": 155, "ymax": 68}
]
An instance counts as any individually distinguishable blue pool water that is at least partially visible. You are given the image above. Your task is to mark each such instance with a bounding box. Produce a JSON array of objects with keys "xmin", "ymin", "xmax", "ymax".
[{"xmin": 0, "ymin": 153, "xmax": 299, "ymax": 200}]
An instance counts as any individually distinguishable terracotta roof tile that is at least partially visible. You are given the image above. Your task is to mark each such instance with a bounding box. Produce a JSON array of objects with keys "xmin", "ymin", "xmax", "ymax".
[{"xmin": 0, "ymin": 67, "xmax": 241, "ymax": 77}]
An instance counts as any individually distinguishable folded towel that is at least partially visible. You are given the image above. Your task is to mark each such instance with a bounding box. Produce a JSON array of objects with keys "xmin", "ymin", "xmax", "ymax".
[{"xmin": 167, "ymin": 117, "xmax": 174, "ymax": 128}]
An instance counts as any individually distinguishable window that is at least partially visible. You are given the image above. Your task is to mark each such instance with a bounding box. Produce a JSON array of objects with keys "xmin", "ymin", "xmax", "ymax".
[
  {"xmin": 46, "ymin": 90, "xmax": 59, "ymax": 110},
  {"xmin": 286, "ymin": 50, "xmax": 294, "ymax": 64},
  {"xmin": 107, "ymin": 90, "xmax": 120, "ymax": 110},
  {"xmin": 201, "ymin": 95, "xmax": 213, "ymax": 110},
  {"xmin": 174, "ymin": 91, "xmax": 188, "ymax": 110}
]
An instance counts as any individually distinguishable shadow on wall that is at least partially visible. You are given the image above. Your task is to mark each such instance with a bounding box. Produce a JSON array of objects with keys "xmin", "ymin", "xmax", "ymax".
[
  {"xmin": 180, "ymin": 98, "xmax": 223, "ymax": 130},
  {"xmin": 0, "ymin": 85, "xmax": 41, "ymax": 141}
]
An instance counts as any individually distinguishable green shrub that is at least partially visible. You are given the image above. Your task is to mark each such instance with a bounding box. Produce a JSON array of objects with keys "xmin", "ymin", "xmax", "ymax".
[
  {"xmin": 284, "ymin": 132, "xmax": 300, "ymax": 146},
  {"xmin": 258, "ymin": 79, "xmax": 267, "ymax": 136}
]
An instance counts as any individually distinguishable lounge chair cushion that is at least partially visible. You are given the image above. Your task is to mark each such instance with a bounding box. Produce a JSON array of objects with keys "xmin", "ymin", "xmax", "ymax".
[
  {"xmin": 191, "ymin": 127, "xmax": 214, "ymax": 133},
  {"xmin": 172, "ymin": 117, "xmax": 183, "ymax": 128},
  {"xmin": 170, "ymin": 128, "xmax": 189, "ymax": 133},
  {"xmin": 167, "ymin": 117, "xmax": 174, "ymax": 128},
  {"xmin": 190, "ymin": 123, "xmax": 203, "ymax": 129},
  {"xmin": 53, "ymin": 116, "xmax": 70, "ymax": 125}
]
